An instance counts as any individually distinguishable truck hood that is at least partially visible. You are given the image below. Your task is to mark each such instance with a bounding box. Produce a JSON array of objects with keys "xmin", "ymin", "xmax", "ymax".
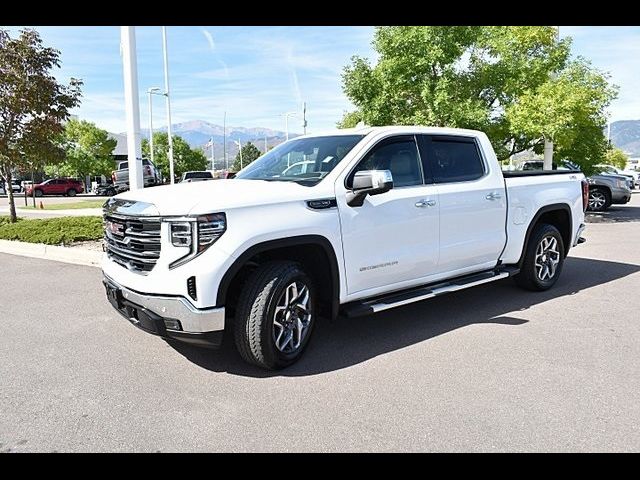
[{"xmin": 113, "ymin": 179, "xmax": 320, "ymax": 216}]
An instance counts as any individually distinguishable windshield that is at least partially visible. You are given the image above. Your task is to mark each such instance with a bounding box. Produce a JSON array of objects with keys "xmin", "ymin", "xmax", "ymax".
[{"xmin": 235, "ymin": 135, "xmax": 364, "ymax": 185}]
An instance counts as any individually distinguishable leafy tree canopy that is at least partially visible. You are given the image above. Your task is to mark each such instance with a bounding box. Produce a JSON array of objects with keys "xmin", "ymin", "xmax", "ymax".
[
  {"xmin": 603, "ymin": 147, "xmax": 629, "ymax": 170},
  {"xmin": 0, "ymin": 28, "xmax": 82, "ymax": 221},
  {"xmin": 44, "ymin": 119, "xmax": 116, "ymax": 178},
  {"xmin": 340, "ymin": 26, "xmax": 617, "ymax": 175},
  {"xmin": 142, "ymin": 132, "xmax": 207, "ymax": 181}
]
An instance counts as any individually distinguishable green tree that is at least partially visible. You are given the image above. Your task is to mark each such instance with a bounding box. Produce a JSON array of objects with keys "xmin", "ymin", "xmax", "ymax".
[
  {"xmin": 142, "ymin": 132, "xmax": 207, "ymax": 181},
  {"xmin": 0, "ymin": 28, "xmax": 82, "ymax": 222},
  {"xmin": 44, "ymin": 119, "xmax": 116, "ymax": 179},
  {"xmin": 340, "ymin": 26, "xmax": 616, "ymax": 172},
  {"xmin": 507, "ymin": 60, "xmax": 617, "ymax": 175},
  {"xmin": 232, "ymin": 141, "xmax": 262, "ymax": 171},
  {"xmin": 603, "ymin": 147, "xmax": 629, "ymax": 170}
]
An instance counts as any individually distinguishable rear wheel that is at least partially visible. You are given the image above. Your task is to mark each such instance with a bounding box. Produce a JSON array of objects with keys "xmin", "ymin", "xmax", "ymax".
[
  {"xmin": 234, "ymin": 261, "xmax": 316, "ymax": 370},
  {"xmin": 587, "ymin": 187, "xmax": 611, "ymax": 211},
  {"xmin": 515, "ymin": 223, "xmax": 565, "ymax": 291}
]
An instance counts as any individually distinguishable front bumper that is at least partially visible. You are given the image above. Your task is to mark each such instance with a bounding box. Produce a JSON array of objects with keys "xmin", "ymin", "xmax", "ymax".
[
  {"xmin": 611, "ymin": 187, "xmax": 632, "ymax": 205},
  {"xmin": 102, "ymin": 273, "xmax": 225, "ymax": 348}
]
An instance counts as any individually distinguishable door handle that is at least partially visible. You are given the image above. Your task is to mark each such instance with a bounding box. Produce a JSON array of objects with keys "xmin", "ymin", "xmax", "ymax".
[
  {"xmin": 485, "ymin": 192, "xmax": 503, "ymax": 201},
  {"xmin": 415, "ymin": 199, "xmax": 437, "ymax": 208}
]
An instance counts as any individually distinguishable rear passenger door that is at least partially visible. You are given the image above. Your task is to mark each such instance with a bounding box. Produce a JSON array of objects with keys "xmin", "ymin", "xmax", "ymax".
[{"xmin": 419, "ymin": 135, "xmax": 506, "ymax": 275}]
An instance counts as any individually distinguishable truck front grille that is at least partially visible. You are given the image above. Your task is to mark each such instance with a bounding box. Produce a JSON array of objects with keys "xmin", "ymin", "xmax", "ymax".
[{"xmin": 104, "ymin": 213, "xmax": 161, "ymax": 274}]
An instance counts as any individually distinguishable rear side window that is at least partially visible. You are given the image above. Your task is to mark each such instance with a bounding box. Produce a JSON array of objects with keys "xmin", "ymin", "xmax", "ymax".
[
  {"xmin": 429, "ymin": 137, "xmax": 485, "ymax": 183},
  {"xmin": 119, "ymin": 162, "xmax": 129, "ymax": 170}
]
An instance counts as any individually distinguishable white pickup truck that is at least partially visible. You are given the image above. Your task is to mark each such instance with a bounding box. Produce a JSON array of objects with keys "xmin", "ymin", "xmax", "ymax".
[{"xmin": 102, "ymin": 126, "xmax": 588, "ymax": 369}]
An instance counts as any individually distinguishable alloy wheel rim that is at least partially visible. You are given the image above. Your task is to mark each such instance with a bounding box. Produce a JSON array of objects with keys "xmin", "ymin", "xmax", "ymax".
[
  {"xmin": 589, "ymin": 191, "xmax": 605, "ymax": 209},
  {"xmin": 272, "ymin": 281, "xmax": 312, "ymax": 354},
  {"xmin": 535, "ymin": 235, "xmax": 560, "ymax": 281}
]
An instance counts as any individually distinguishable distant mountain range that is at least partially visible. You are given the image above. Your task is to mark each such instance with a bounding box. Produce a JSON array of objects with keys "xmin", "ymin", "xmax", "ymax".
[
  {"xmin": 111, "ymin": 119, "xmax": 640, "ymax": 168},
  {"xmin": 114, "ymin": 120, "xmax": 296, "ymax": 168},
  {"xmin": 610, "ymin": 120, "xmax": 640, "ymax": 157}
]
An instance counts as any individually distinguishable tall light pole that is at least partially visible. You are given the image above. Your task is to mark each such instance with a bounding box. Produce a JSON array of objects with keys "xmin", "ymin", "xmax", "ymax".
[
  {"xmin": 543, "ymin": 26, "xmax": 560, "ymax": 171},
  {"xmin": 209, "ymin": 137, "xmax": 215, "ymax": 171},
  {"xmin": 162, "ymin": 26, "xmax": 175, "ymax": 184},
  {"xmin": 283, "ymin": 111, "xmax": 298, "ymax": 141},
  {"xmin": 223, "ymin": 111, "xmax": 227, "ymax": 172},
  {"xmin": 120, "ymin": 26, "xmax": 143, "ymax": 191},
  {"xmin": 147, "ymin": 87, "xmax": 162, "ymax": 167},
  {"xmin": 234, "ymin": 139, "xmax": 243, "ymax": 169}
]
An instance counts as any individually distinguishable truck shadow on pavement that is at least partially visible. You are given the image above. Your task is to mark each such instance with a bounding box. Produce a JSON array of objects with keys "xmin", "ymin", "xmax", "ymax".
[
  {"xmin": 586, "ymin": 197, "xmax": 640, "ymax": 224},
  {"xmin": 167, "ymin": 256, "xmax": 640, "ymax": 377}
]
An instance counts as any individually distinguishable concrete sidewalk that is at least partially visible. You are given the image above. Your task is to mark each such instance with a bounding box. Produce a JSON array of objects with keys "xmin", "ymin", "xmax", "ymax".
[
  {"xmin": 0, "ymin": 239, "xmax": 102, "ymax": 267},
  {"xmin": 0, "ymin": 207, "xmax": 102, "ymax": 218}
]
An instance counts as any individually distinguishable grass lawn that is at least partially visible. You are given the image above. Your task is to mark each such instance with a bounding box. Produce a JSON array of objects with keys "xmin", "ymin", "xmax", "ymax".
[
  {"xmin": 18, "ymin": 199, "xmax": 106, "ymax": 210},
  {"xmin": 0, "ymin": 216, "xmax": 103, "ymax": 245}
]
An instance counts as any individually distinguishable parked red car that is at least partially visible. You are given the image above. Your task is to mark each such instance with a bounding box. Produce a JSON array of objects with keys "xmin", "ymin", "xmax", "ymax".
[{"xmin": 27, "ymin": 178, "xmax": 85, "ymax": 197}]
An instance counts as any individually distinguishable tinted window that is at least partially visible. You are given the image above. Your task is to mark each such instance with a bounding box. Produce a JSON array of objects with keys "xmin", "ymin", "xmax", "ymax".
[
  {"xmin": 429, "ymin": 138, "xmax": 485, "ymax": 183},
  {"xmin": 348, "ymin": 137, "xmax": 423, "ymax": 188},
  {"xmin": 119, "ymin": 162, "xmax": 129, "ymax": 170}
]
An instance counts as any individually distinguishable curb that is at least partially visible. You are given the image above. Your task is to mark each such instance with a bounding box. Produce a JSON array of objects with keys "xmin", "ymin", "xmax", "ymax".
[{"xmin": 0, "ymin": 239, "xmax": 102, "ymax": 268}]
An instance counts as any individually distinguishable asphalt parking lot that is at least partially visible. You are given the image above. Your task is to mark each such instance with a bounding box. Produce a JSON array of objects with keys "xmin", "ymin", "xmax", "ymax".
[{"xmin": 0, "ymin": 194, "xmax": 639, "ymax": 452}]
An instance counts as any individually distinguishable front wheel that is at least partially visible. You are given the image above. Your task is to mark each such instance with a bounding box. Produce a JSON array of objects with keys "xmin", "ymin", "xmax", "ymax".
[
  {"xmin": 67, "ymin": 188, "xmax": 77, "ymax": 197},
  {"xmin": 34, "ymin": 189, "xmax": 43, "ymax": 197},
  {"xmin": 234, "ymin": 261, "xmax": 316, "ymax": 370},
  {"xmin": 515, "ymin": 223, "xmax": 565, "ymax": 291}
]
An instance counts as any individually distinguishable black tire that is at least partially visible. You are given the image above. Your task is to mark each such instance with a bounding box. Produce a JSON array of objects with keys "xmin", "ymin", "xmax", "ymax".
[
  {"xmin": 106, "ymin": 188, "xmax": 116, "ymax": 196},
  {"xmin": 233, "ymin": 261, "xmax": 316, "ymax": 370},
  {"xmin": 515, "ymin": 223, "xmax": 565, "ymax": 292},
  {"xmin": 67, "ymin": 188, "xmax": 77, "ymax": 197},
  {"xmin": 587, "ymin": 187, "xmax": 611, "ymax": 212},
  {"xmin": 34, "ymin": 189, "xmax": 43, "ymax": 197}
]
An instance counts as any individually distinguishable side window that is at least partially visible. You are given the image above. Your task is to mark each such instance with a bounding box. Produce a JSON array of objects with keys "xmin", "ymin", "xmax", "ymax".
[
  {"xmin": 347, "ymin": 137, "xmax": 423, "ymax": 188},
  {"xmin": 120, "ymin": 162, "xmax": 129, "ymax": 170},
  {"xmin": 429, "ymin": 137, "xmax": 485, "ymax": 183}
]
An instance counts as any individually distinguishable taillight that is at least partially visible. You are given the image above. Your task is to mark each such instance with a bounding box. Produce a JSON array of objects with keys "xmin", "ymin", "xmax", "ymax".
[
  {"xmin": 111, "ymin": 172, "xmax": 116, "ymax": 183},
  {"xmin": 581, "ymin": 179, "xmax": 589, "ymax": 212},
  {"xmin": 145, "ymin": 166, "xmax": 151, "ymax": 175}
]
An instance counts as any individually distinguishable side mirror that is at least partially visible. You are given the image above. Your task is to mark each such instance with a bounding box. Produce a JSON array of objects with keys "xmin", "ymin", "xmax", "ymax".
[{"xmin": 347, "ymin": 170, "xmax": 394, "ymax": 207}]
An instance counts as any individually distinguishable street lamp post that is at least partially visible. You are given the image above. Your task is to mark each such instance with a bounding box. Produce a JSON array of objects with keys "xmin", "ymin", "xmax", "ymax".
[
  {"xmin": 283, "ymin": 111, "xmax": 298, "ymax": 141},
  {"xmin": 161, "ymin": 26, "xmax": 175, "ymax": 184},
  {"xmin": 147, "ymin": 87, "xmax": 162, "ymax": 167}
]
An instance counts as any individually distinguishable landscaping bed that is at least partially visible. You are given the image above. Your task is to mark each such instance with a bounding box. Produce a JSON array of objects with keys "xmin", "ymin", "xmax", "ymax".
[{"xmin": 0, "ymin": 216, "xmax": 103, "ymax": 245}]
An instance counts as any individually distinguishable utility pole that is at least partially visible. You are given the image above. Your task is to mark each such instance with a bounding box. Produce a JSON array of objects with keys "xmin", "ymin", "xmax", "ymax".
[
  {"xmin": 302, "ymin": 101, "xmax": 307, "ymax": 135},
  {"xmin": 162, "ymin": 26, "xmax": 175, "ymax": 184},
  {"xmin": 120, "ymin": 26, "xmax": 143, "ymax": 190}
]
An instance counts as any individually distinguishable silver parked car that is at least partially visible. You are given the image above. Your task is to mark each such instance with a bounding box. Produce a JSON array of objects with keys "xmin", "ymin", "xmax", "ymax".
[{"xmin": 587, "ymin": 174, "xmax": 632, "ymax": 211}]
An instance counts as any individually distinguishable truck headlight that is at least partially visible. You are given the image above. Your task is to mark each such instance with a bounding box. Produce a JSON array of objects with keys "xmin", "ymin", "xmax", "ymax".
[
  {"xmin": 616, "ymin": 179, "xmax": 627, "ymax": 189},
  {"xmin": 167, "ymin": 213, "xmax": 226, "ymax": 269}
]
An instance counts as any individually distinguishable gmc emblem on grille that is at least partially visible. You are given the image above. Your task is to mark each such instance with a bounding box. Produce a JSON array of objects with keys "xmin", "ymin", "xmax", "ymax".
[{"xmin": 106, "ymin": 220, "xmax": 125, "ymax": 236}]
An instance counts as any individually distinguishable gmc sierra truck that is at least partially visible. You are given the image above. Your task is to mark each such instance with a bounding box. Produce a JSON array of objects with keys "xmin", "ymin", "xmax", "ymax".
[{"xmin": 102, "ymin": 127, "xmax": 588, "ymax": 370}]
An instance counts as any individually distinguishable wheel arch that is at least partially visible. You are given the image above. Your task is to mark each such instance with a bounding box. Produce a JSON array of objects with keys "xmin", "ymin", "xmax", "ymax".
[
  {"xmin": 217, "ymin": 235, "xmax": 341, "ymax": 320},
  {"xmin": 517, "ymin": 203, "xmax": 573, "ymax": 268}
]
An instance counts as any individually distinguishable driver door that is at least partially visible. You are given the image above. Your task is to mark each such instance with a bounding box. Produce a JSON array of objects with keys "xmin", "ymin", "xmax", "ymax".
[{"xmin": 336, "ymin": 135, "xmax": 440, "ymax": 297}]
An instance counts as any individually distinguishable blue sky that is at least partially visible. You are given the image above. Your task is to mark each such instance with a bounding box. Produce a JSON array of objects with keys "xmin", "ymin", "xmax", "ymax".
[{"xmin": 4, "ymin": 26, "xmax": 640, "ymax": 134}]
